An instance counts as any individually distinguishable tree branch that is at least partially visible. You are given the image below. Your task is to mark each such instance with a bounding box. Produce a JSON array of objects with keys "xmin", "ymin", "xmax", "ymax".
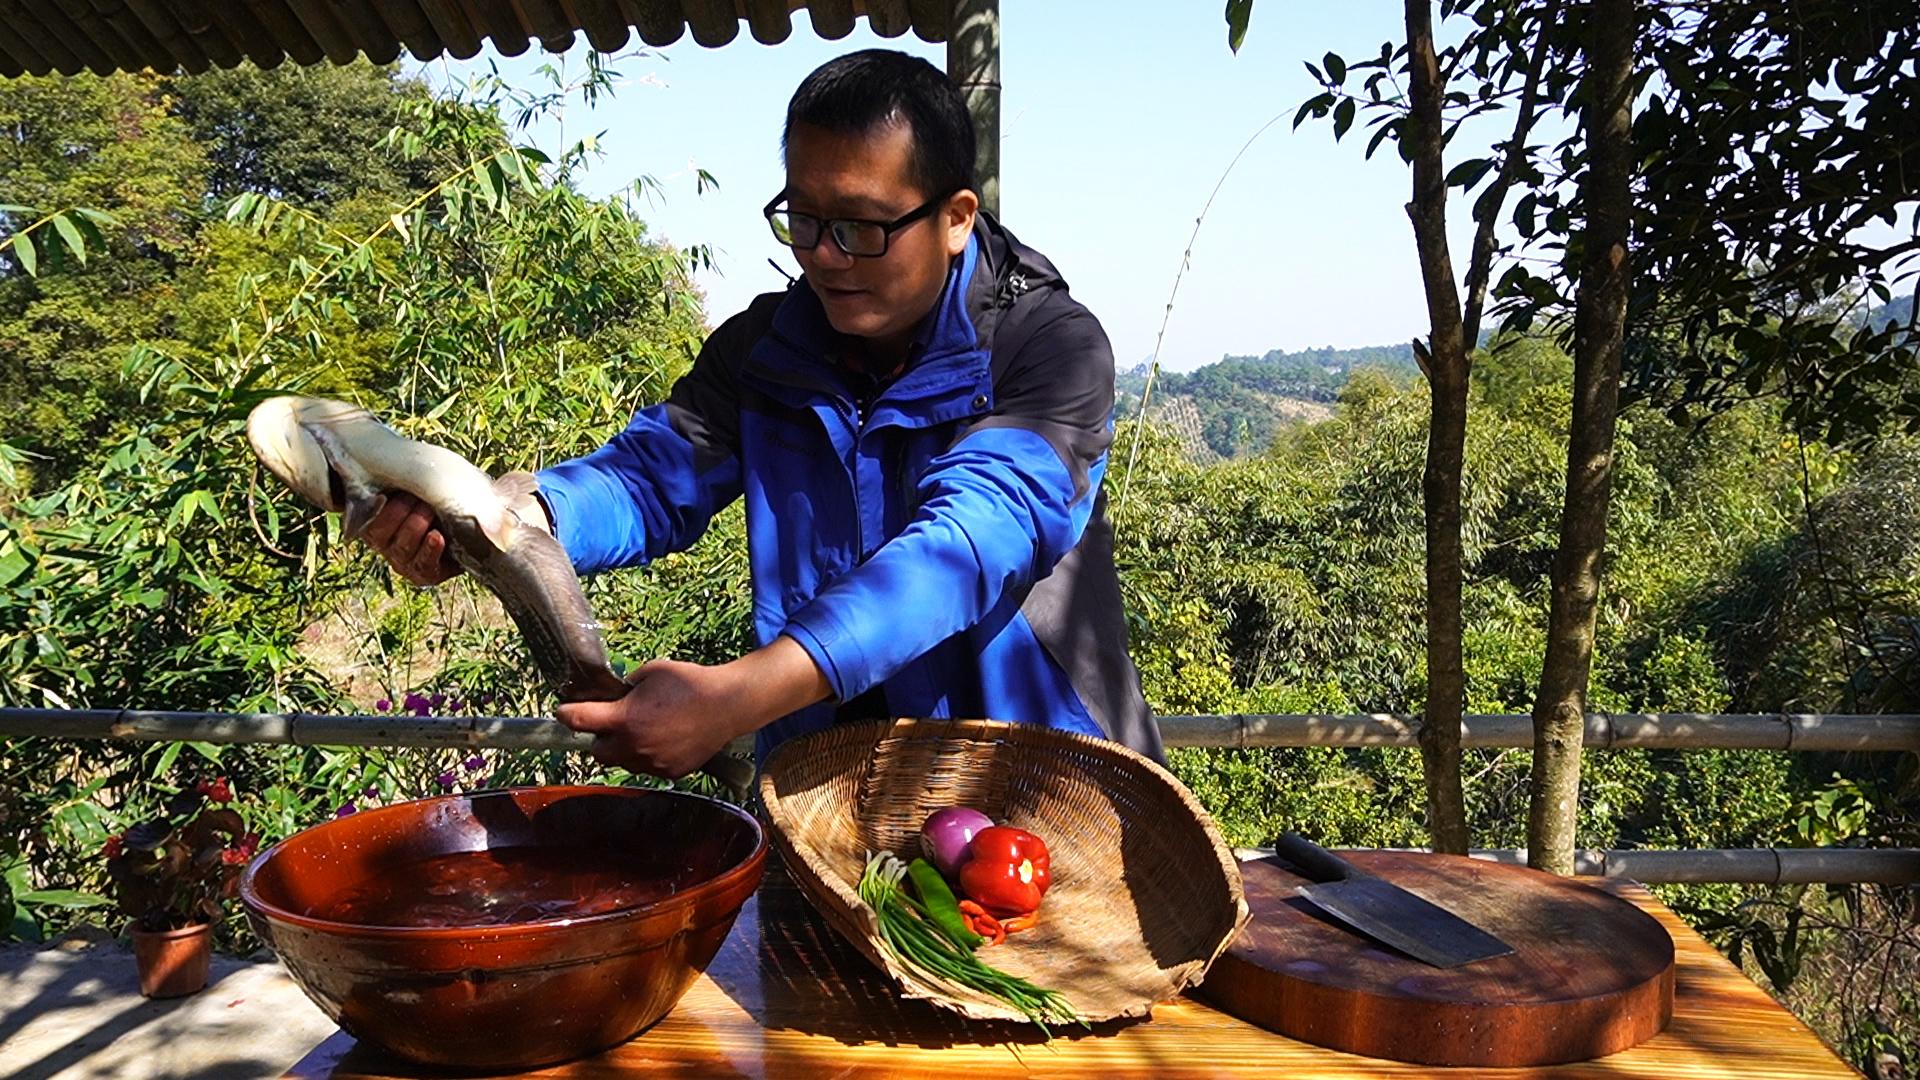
[{"xmin": 1463, "ymin": 2, "xmax": 1560, "ymax": 348}]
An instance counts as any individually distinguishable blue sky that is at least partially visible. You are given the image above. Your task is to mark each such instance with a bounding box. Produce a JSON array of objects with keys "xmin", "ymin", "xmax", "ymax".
[{"xmin": 413, "ymin": 4, "xmax": 1498, "ymax": 372}]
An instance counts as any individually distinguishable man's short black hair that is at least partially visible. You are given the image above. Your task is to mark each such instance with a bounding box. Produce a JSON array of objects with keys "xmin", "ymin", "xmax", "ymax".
[{"xmin": 783, "ymin": 49, "xmax": 976, "ymax": 201}]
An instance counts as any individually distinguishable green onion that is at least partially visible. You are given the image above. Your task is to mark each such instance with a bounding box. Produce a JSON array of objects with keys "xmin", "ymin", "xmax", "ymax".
[{"xmin": 857, "ymin": 851, "xmax": 1082, "ymax": 1035}]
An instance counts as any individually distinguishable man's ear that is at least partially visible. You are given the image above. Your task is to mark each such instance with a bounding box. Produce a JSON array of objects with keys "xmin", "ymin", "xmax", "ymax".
[{"xmin": 944, "ymin": 189, "xmax": 980, "ymax": 257}]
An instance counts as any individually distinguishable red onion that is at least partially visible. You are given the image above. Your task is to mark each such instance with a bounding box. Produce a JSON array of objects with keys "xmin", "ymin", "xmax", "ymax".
[{"xmin": 919, "ymin": 807, "xmax": 994, "ymax": 878}]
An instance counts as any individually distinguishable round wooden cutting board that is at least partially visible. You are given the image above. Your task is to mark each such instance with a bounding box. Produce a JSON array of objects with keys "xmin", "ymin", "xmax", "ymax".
[{"xmin": 1196, "ymin": 851, "xmax": 1675, "ymax": 1067}]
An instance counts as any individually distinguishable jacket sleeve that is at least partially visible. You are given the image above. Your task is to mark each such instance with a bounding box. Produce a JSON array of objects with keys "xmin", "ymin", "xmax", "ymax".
[
  {"xmin": 532, "ymin": 307, "xmax": 760, "ymax": 575},
  {"xmin": 780, "ymin": 294, "xmax": 1115, "ymax": 701}
]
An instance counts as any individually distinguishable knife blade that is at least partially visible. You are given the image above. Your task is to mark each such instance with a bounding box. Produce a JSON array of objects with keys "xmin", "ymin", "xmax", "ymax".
[{"xmin": 1272, "ymin": 833, "xmax": 1515, "ymax": 969}]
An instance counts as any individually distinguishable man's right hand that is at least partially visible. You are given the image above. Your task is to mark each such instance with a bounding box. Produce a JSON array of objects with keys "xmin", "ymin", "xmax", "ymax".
[{"xmin": 359, "ymin": 492, "xmax": 461, "ymax": 586}]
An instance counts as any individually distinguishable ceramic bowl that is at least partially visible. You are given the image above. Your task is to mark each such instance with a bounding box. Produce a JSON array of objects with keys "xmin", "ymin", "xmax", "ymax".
[{"xmin": 240, "ymin": 785, "xmax": 765, "ymax": 1069}]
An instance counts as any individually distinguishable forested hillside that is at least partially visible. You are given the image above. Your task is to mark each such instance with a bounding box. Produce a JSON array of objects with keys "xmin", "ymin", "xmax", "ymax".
[{"xmin": 1116, "ymin": 343, "xmax": 1421, "ymax": 458}]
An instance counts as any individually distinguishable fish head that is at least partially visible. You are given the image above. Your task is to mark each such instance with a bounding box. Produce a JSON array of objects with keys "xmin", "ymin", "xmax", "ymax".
[{"xmin": 247, "ymin": 396, "xmax": 345, "ymax": 512}]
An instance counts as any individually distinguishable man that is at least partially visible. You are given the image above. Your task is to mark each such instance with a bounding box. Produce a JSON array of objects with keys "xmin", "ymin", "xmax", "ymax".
[{"xmin": 361, "ymin": 50, "xmax": 1160, "ymax": 776}]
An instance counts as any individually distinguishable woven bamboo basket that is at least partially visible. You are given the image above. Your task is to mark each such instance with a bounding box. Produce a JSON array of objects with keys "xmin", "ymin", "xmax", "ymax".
[{"xmin": 758, "ymin": 718, "xmax": 1250, "ymax": 1023}]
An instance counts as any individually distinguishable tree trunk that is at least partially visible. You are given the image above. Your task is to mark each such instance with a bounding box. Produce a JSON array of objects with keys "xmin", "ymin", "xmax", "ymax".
[
  {"xmin": 1527, "ymin": 0, "xmax": 1636, "ymax": 875},
  {"xmin": 1402, "ymin": 0, "xmax": 1469, "ymax": 855}
]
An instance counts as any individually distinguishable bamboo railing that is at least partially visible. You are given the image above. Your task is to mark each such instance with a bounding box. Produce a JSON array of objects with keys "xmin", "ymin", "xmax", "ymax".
[{"xmin": 5, "ymin": 706, "xmax": 1918, "ymax": 885}]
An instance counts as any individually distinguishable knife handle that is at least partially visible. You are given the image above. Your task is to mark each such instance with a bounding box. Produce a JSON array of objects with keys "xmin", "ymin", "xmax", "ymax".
[{"xmin": 1272, "ymin": 832, "xmax": 1363, "ymax": 883}]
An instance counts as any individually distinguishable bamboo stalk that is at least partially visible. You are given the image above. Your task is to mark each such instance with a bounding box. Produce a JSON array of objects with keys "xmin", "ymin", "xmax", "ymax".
[
  {"xmin": 5, "ymin": 709, "xmax": 1915, "ymax": 752},
  {"xmin": 8, "ymin": 709, "xmax": 1915, "ymax": 753},
  {"xmin": 83, "ymin": 0, "xmax": 174, "ymax": 72},
  {"xmin": 327, "ymin": 0, "xmax": 401, "ymax": 63},
  {"xmin": 413, "ymin": 0, "xmax": 479, "ymax": 59},
  {"xmin": 0, "ymin": 15, "xmax": 52, "ymax": 75},
  {"xmin": 53, "ymin": 0, "xmax": 145, "ymax": 72},
  {"xmin": 23, "ymin": 0, "xmax": 118, "ymax": 73},
  {"xmin": 122, "ymin": 0, "xmax": 209, "ymax": 72},
  {"xmin": 239, "ymin": 0, "xmax": 323, "ymax": 65},
  {"xmin": 907, "ymin": 0, "xmax": 944, "ymax": 42},
  {"xmin": 158, "ymin": 0, "xmax": 245, "ymax": 68},
  {"xmin": 863, "ymin": 0, "xmax": 910, "ymax": 38},
  {"xmin": 741, "ymin": 0, "xmax": 791, "ymax": 45},
  {"xmin": 0, "ymin": 1, "xmax": 89, "ymax": 74},
  {"xmin": 0, "ymin": 706, "xmax": 758, "ymax": 756},
  {"xmin": 1158, "ymin": 712, "xmax": 1920, "ymax": 751},
  {"xmin": 198, "ymin": 0, "xmax": 287, "ymax": 69},
  {"xmin": 514, "ymin": 0, "xmax": 576, "ymax": 50},
  {"xmin": 1236, "ymin": 846, "xmax": 1920, "ymax": 885},
  {"xmin": 567, "ymin": 0, "xmax": 631, "ymax": 52},
  {"xmin": 805, "ymin": 0, "xmax": 856, "ymax": 40},
  {"xmin": 365, "ymin": 0, "xmax": 442, "ymax": 61},
  {"xmin": 279, "ymin": 0, "xmax": 356, "ymax": 63},
  {"xmin": 618, "ymin": 0, "xmax": 683, "ymax": 47},
  {"xmin": 465, "ymin": 0, "xmax": 531, "ymax": 56},
  {"xmin": 680, "ymin": 0, "xmax": 737, "ymax": 47}
]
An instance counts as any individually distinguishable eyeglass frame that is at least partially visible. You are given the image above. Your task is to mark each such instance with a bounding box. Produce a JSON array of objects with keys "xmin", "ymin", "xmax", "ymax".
[{"xmin": 762, "ymin": 188, "xmax": 959, "ymax": 258}]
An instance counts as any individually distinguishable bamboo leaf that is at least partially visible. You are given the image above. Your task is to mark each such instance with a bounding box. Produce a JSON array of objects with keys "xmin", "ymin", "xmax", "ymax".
[
  {"xmin": 52, "ymin": 213, "xmax": 87, "ymax": 265},
  {"xmin": 13, "ymin": 232, "xmax": 37, "ymax": 276},
  {"xmin": 1225, "ymin": 0, "xmax": 1254, "ymax": 54}
]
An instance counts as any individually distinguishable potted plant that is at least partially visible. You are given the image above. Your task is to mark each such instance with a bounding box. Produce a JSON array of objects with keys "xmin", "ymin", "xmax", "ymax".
[{"xmin": 102, "ymin": 777, "xmax": 259, "ymax": 998}]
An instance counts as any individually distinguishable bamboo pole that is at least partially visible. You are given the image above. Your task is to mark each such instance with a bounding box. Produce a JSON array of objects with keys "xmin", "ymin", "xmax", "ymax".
[
  {"xmin": 1158, "ymin": 712, "xmax": 1920, "ymax": 752},
  {"xmin": 804, "ymin": 0, "xmax": 856, "ymax": 40},
  {"xmin": 1234, "ymin": 846, "xmax": 1920, "ymax": 885},
  {"xmin": 7, "ymin": 709, "xmax": 1917, "ymax": 752},
  {"xmin": 740, "ymin": 0, "xmax": 791, "ymax": 45},
  {"xmin": 413, "ymin": 0, "xmax": 481, "ymax": 59},
  {"xmin": 947, "ymin": 0, "xmax": 998, "ymax": 218},
  {"xmin": 122, "ymin": 0, "xmax": 209, "ymax": 72},
  {"xmin": 908, "ymin": 0, "xmax": 945, "ymax": 42},
  {"xmin": 567, "ymin": 0, "xmax": 631, "ymax": 52},
  {"xmin": 864, "ymin": 0, "xmax": 911, "ymax": 39}
]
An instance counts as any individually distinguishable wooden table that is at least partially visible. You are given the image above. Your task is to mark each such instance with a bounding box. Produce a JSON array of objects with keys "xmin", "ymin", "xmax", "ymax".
[{"xmin": 285, "ymin": 860, "xmax": 1857, "ymax": 1079}]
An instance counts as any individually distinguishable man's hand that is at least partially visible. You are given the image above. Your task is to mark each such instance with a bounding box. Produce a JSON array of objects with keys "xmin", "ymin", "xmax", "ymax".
[
  {"xmin": 555, "ymin": 636, "xmax": 832, "ymax": 779},
  {"xmin": 359, "ymin": 492, "xmax": 461, "ymax": 586}
]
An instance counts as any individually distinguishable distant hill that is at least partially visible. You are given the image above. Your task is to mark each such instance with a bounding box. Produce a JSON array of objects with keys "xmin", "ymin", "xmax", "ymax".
[
  {"xmin": 1868, "ymin": 292, "xmax": 1915, "ymax": 334},
  {"xmin": 1117, "ymin": 344, "xmax": 1420, "ymax": 459}
]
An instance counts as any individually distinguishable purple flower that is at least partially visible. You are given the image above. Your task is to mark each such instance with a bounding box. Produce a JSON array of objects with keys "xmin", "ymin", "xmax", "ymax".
[
  {"xmin": 335, "ymin": 802, "xmax": 357, "ymax": 818},
  {"xmin": 362, "ymin": 784, "xmax": 378, "ymax": 799},
  {"xmin": 477, "ymin": 692, "xmax": 495, "ymax": 706},
  {"xmin": 447, "ymin": 699, "xmax": 465, "ymax": 714},
  {"xmin": 375, "ymin": 698, "xmax": 391, "ymax": 713},
  {"xmin": 435, "ymin": 771, "xmax": 456, "ymax": 788},
  {"xmin": 463, "ymin": 754, "xmax": 485, "ymax": 772},
  {"xmin": 403, "ymin": 692, "xmax": 428, "ymax": 714},
  {"xmin": 429, "ymin": 693, "xmax": 446, "ymax": 708}
]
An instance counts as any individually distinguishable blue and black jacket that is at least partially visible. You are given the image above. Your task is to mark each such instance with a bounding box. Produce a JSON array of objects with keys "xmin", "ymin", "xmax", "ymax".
[{"xmin": 535, "ymin": 213, "xmax": 1162, "ymax": 765}]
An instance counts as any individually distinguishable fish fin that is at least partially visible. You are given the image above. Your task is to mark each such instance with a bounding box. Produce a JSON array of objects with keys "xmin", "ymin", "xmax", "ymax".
[
  {"xmin": 342, "ymin": 492, "xmax": 388, "ymax": 540},
  {"xmin": 488, "ymin": 471, "xmax": 550, "ymax": 545},
  {"xmin": 494, "ymin": 471, "xmax": 539, "ymax": 502}
]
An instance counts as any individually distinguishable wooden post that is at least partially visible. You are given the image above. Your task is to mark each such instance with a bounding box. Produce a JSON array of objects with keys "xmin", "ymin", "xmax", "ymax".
[{"xmin": 946, "ymin": 0, "xmax": 999, "ymax": 217}]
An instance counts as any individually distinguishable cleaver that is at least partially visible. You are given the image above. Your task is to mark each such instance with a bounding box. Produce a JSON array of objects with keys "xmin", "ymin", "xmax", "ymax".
[{"xmin": 1271, "ymin": 833, "xmax": 1515, "ymax": 969}]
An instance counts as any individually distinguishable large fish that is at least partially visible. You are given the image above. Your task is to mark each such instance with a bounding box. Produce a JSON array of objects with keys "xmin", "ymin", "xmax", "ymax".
[{"xmin": 245, "ymin": 394, "xmax": 753, "ymax": 794}]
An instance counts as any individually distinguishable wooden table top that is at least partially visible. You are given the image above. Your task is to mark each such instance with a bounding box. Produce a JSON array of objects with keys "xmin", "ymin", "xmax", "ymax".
[{"xmin": 285, "ymin": 858, "xmax": 1857, "ymax": 1079}]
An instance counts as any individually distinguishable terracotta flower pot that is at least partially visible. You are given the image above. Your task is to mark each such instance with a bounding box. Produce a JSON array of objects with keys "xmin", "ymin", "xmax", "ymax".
[{"xmin": 131, "ymin": 920, "xmax": 212, "ymax": 998}]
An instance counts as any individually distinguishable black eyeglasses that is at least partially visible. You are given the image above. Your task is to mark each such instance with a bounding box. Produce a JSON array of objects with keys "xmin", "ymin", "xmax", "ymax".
[{"xmin": 763, "ymin": 190, "xmax": 954, "ymax": 258}]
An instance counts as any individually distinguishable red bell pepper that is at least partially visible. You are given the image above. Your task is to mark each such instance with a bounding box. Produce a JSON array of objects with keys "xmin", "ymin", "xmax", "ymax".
[{"xmin": 958, "ymin": 826, "xmax": 1051, "ymax": 917}]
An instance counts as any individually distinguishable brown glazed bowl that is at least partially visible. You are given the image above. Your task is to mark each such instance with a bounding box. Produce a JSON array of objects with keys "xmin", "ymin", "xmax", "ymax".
[{"xmin": 239, "ymin": 785, "xmax": 765, "ymax": 1070}]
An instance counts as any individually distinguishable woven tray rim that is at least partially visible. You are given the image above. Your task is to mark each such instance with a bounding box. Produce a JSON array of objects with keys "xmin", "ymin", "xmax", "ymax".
[{"xmin": 758, "ymin": 717, "xmax": 1250, "ymax": 1022}]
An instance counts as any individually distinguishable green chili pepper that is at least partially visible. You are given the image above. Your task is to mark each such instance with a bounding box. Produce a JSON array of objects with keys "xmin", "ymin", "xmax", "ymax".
[{"xmin": 906, "ymin": 856, "xmax": 983, "ymax": 949}]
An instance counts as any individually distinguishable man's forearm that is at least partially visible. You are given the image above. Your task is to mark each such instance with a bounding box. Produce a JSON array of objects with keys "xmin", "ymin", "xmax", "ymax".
[{"xmin": 718, "ymin": 635, "xmax": 834, "ymax": 739}]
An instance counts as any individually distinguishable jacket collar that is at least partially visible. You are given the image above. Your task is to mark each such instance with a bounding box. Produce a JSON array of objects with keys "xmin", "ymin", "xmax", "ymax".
[{"xmin": 747, "ymin": 228, "xmax": 985, "ymax": 406}]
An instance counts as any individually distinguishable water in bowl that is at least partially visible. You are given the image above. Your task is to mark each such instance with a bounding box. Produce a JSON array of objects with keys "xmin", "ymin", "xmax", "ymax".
[{"xmin": 317, "ymin": 846, "xmax": 691, "ymax": 928}]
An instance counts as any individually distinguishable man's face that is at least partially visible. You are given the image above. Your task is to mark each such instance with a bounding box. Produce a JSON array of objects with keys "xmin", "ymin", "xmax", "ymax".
[{"xmin": 783, "ymin": 121, "xmax": 978, "ymax": 350}]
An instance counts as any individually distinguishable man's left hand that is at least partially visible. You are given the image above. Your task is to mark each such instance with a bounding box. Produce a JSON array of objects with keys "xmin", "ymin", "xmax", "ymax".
[{"xmin": 554, "ymin": 636, "xmax": 831, "ymax": 779}]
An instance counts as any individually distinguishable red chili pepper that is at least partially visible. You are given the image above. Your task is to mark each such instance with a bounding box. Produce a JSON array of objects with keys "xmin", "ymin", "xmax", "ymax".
[
  {"xmin": 1002, "ymin": 912, "xmax": 1038, "ymax": 936},
  {"xmin": 958, "ymin": 826, "xmax": 1051, "ymax": 918},
  {"xmin": 957, "ymin": 899, "xmax": 1007, "ymax": 946}
]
